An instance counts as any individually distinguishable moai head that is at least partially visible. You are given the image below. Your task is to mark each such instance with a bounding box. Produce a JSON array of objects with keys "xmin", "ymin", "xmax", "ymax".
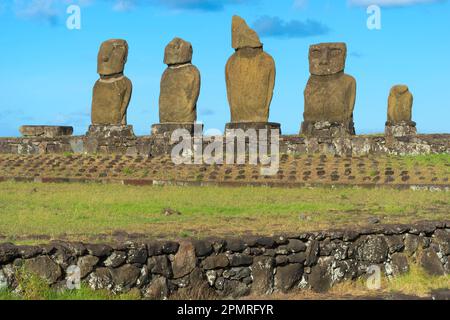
[
  {"xmin": 388, "ymin": 85, "xmax": 413, "ymax": 123},
  {"xmin": 97, "ymin": 39, "xmax": 128, "ymax": 76},
  {"xmin": 164, "ymin": 38, "xmax": 193, "ymax": 66},
  {"xmin": 231, "ymin": 15, "xmax": 262, "ymax": 50},
  {"xmin": 309, "ymin": 43, "xmax": 347, "ymax": 76}
]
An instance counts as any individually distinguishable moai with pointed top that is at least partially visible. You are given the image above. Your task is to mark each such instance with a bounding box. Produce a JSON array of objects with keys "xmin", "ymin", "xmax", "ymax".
[
  {"xmin": 89, "ymin": 39, "xmax": 134, "ymax": 137},
  {"xmin": 225, "ymin": 15, "xmax": 280, "ymax": 133},
  {"xmin": 152, "ymin": 38, "xmax": 202, "ymax": 137},
  {"xmin": 301, "ymin": 43, "xmax": 356, "ymax": 138},
  {"xmin": 385, "ymin": 85, "xmax": 416, "ymax": 137}
]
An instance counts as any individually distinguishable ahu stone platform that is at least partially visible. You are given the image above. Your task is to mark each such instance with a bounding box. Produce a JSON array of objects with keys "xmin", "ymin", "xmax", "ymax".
[{"xmin": 0, "ymin": 132, "xmax": 449, "ymax": 157}]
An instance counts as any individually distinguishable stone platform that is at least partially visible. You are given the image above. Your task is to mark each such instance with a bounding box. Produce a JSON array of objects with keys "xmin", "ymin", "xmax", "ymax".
[
  {"xmin": 385, "ymin": 121, "xmax": 417, "ymax": 138},
  {"xmin": 151, "ymin": 123, "xmax": 204, "ymax": 138},
  {"xmin": 301, "ymin": 121, "xmax": 355, "ymax": 138},
  {"xmin": 19, "ymin": 125, "xmax": 73, "ymax": 138}
]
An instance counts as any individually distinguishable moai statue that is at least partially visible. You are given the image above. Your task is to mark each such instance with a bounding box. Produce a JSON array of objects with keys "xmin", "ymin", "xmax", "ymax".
[
  {"xmin": 385, "ymin": 85, "xmax": 416, "ymax": 137},
  {"xmin": 301, "ymin": 43, "xmax": 356, "ymax": 138},
  {"xmin": 89, "ymin": 39, "xmax": 134, "ymax": 137},
  {"xmin": 225, "ymin": 16, "xmax": 279, "ymax": 133},
  {"xmin": 152, "ymin": 38, "xmax": 202, "ymax": 137}
]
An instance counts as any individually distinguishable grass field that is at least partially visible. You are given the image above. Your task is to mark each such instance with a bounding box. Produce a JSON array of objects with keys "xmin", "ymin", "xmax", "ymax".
[{"xmin": 0, "ymin": 181, "xmax": 448, "ymax": 243}]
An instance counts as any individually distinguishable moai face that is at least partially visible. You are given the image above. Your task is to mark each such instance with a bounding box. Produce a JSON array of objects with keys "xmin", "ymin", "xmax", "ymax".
[
  {"xmin": 97, "ymin": 39, "xmax": 128, "ymax": 76},
  {"xmin": 309, "ymin": 43, "xmax": 347, "ymax": 76},
  {"xmin": 232, "ymin": 15, "xmax": 262, "ymax": 50},
  {"xmin": 164, "ymin": 38, "xmax": 193, "ymax": 66}
]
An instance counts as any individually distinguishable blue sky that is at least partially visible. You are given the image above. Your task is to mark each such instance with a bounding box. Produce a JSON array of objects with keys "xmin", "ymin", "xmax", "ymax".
[{"xmin": 0, "ymin": 0, "xmax": 449, "ymax": 136}]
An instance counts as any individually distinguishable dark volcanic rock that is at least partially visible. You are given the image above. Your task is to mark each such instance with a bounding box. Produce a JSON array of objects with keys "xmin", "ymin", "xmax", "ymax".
[
  {"xmin": 420, "ymin": 248, "xmax": 445, "ymax": 276},
  {"xmin": 274, "ymin": 263, "xmax": 304, "ymax": 293},
  {"xmin": 172, "ymin": 241, "xmax": 197, "ymax": 279},
  {"xmin": 148, "ymin": 255, "xmax": 173, "ymax": 278},
  {"xmin": 349, "ymin": 235, "xmax": 389, "ymax": 264},
  {"xmin": 85, "ymin": 244, "xmax": 113, "ymax": 257},
  {"xmin": 250, "ymin": 256, "xmax": 274, "ymax": 295},
  {"xmin": 201, "ymin": 254, "xmax": 229, "ymax": 270},
  {"xmin": 77, "ymin": 255, "xmax": 99, "ymax": 279},
  {"xmin": 24, "ymin": 256, "xmax": 62, "ymax": 284},
  {"xmin": 110, "ymin": 264, "xmax": 141, "ymax": 291},
  {"xmin": 0, "ymin": 243, "xmax": 18, "ymax": 264}
]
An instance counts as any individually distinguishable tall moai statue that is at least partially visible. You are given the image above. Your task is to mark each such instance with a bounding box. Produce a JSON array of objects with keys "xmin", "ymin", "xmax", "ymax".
[
  {"xmin": 225, "ymin": 15, "xmax": 279, "ymax": 132},
  {"xmin": 301, "ymin": 43, "xmax": 356, "ymax": 138},
  {"xmin": 89, "ymin": 39, "xmax": 134, "ymax": 137},
  {"xmin": 152, "ymin": 38, "xmax": 202, "ymax": 137},
  {"xmin": 385, "ymin": 85, "xmax": 416, "ymax": 137}
]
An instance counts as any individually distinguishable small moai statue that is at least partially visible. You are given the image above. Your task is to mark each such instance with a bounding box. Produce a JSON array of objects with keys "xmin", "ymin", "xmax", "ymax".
[
  {"xmin": 385, "ymin": 85, "xmax": 416, "ymax": 137},
  {"xmin": 301, "ymin": 43, "xmax": 356, "ymax": 138},
  {"xmin": 89, "ymin": 39, "xmax": 134, "ymax": 137},
  {"xmin": 152, "ymin": 38, "xmax": 202, "ymax": 137},
  {"xmin": 225, "ymin": 15, "xmax": 280, "ymax": 133}
]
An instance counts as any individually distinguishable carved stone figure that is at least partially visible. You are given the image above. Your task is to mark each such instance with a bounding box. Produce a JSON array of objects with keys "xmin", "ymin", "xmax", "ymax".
[
  {"xmin": 152, "ymin": 38, "xmax": 202, "ymax": 137},
  {"xmin": 159, "ymin": 38, "xmax": 200, "ymax": 123},
  {"xmin": 387, "ymin": 85, "xmax": 413, "ymax": 123},
  {"xmin": 385, "ymin": 85, "xmax": 416, "ymax": 137},
  {"xmin": 301, "ymin": 43, "xmax": 356, "ymax": 137},
  {"xmin": 91, "ymin": 39, "xmax": 132, "ymax": 126},
  {"xmin": 225, "ymin": 16, "xmax": 276, "ymax": 124}
]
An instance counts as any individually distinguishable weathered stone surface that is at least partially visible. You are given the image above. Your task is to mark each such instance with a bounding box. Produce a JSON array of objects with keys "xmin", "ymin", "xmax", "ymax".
[
  {"xmin": 145, "ymin": 276, "xmax": 169, "ymax": 300},
  {"xmin": 172, "ymin": 241, "xmax": 197, "ymax": 279},
  {"xmin": 88, "ymin": 267, "xmax": 113, "ymax": 290},
  {"xmin": 85, "ymin": 243, "xmax": 112, "ymax": 257},
  {"xmin": 250, "ymin": 256, "xmax": 274, "ymax": 295},
  {"xmin": 288, "ymin": 252, "xmax": 307, "ymax": 264},
  {"xmin": 77, "ymin": 255, "xmax": 99, "ymax": 279},
  {"xmin": 302, "ymin": 43, "xmax": 356, "ymax": 137},
  {"xmin": 231, "ymin": 15, "xmax": 262, "ymax": 50},
  {"xmin": 24, "ymin": 256, "xmax": 61, "ymax": 284},
  {"xmin": 405, "ymin": 234, "xmax": 420, "ymax": 256},
  {"xmin": 161, "ymin": 241, "xmax": 179, "ymax": 254},
  {"xmin": 350, "ymin": 235, "xmax": 389, "ymax": 264},
  {"xmin": 159, "ymin": 40, "xmax": 200, "ymax": 123},
  {"xmin": 308, "ymin": 257, "xmax": 333, "ymax": 292},
  {"xmin": 305, "ymin": 240, "xmax": 319, "ymax": 266},
  {"xmin": 386, "ymin": 253, "xmax": 409, "ymax": 276},
  {"xmin": 385, "ymin": 122, "xmax": 417, "ymax": 138},
  {"xmin": 146, "ymin": 241, "xmax": 164, "ymax": 256},
  {"xmin": 19, "ymin": 126, "xmax": 73, "ymax": 138},
  {"xmin": 387, "ymin": 85, "xmax": 413, "ymax": 123},
  {"xmin": 225, "ymin": 239, "xmax": 246, "ymax": 253},
  {"xmin": 309, "ymin": 42, "xmax": 346, "ymax": 76},
  {"xmin": 226, "ymin": 16, "xmax": 275, "ymax": 123},
  {"xmin": 110, "ymin": 264, "xmax": 141, "ymax": 291},
  {"xmin": 92, "ymin": 39, "xmax": 132, "ymax": 126},
  {"xmin": 201, "ymin": 254, "xmax": 229, "ymax": 270},
  {"xmin": 126, "ymin": 243, "xmax": 147, "ymax": 264},
  {"xmin": 164, "ymin": 37, "xmax": 193, "ymax": 65},
  {"xmin": 104, "ymin": 251, "xmax": 127, "ymax": 268},
  {"xmin": 420, "ymin": 248, "xmax": 445, "ymax": 276},
  {"xmin": 433, "ymin": 230, "xmax": 450, "ymax": 256},
  {"xmin": 222, "ymin": 279, "xmax": 250, "ymax": 298},
  {"xmin": 228, "ymin": 253, "xmax": 253, "ymax": 267},
  {"xmin": 274, "ymin": 263, "xmax": 304, "ymax": 293},
  {"xmin": 385, "ymin": 235, "xmax": 405, "ymax": 254},
  {"xmin": 286, "ymin": 239, "xmax": 307, "ymax": 253},
  {"xmin": 193, "ymin": 240, "xmax": 213, "ymax": 257},
  {"xmin": 148, "ymin": 255, "xmax": 173, "ymax": 278},
  {"xmin": 0, "ymin": 243, "xmax": 18, "ymax": 264}
]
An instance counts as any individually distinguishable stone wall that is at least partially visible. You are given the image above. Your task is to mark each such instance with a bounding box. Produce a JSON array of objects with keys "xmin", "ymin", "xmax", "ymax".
[
  {"xmin": 1, "ymin": 221, "xmax": 448, "ymax": 299},
  {"xmin": 0, "ymin": 133, "xmax": 449, "ymax": 157}
]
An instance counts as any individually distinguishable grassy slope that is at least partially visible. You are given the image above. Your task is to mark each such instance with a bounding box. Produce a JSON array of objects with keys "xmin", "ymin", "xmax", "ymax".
[{"xmin": 0, "ymin": 181, "xmax": 448, "ymax": 242}]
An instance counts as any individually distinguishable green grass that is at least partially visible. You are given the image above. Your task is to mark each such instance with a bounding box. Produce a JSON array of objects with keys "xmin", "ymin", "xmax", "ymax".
[{"xmin": 0, "ymin": 181, "xmax": 448, "ymax": 242}]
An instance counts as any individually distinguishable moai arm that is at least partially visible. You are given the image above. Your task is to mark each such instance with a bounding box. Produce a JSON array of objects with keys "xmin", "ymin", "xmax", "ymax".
[
  {"xmin": 265, "ymin": 56, "xmax": 276, "ymax": 117},
  {"xmin": 225, "ymin": 57, "xmax": 234, "ymax": 120},
  {"xmin": 121, "ymin": 78, "xmax": 132, "ymax": 125},
  {"xmin": 346, "ymin": 75, "xmax": 357, "ymax": 120},
  {"xmin": 190, "ymin": 66, "xmax": 201, "ymax": 119}
]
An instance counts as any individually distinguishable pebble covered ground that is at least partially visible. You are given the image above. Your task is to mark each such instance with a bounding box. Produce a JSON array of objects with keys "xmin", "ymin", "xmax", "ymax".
[{"xmin": 0, "ymin": 154, "xmax": 448, "ymax": 187}]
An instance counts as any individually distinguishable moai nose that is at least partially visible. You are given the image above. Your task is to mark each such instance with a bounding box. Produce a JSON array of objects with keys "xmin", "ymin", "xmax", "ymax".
[{"xmin": 319, "ymin": 49, "xmax": 329, "ymax": 65}]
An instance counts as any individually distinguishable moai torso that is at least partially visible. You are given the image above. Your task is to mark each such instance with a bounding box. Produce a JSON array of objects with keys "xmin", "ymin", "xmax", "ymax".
[
  {"xmin": 225, "ymin": 16, "xmax": 275, "ymax": 123},
  {"xmin": 304, "ymin": 73, "xmax": 356, "ymax": 122},
  {"xmin": 303, "ymin": 43, "xmax": 356, "ymax": 124},
  {"xmin": 91, "ymin": 39, "xmax": 132, "ymax": 125},
  {"xmin": 387, "ymin": 85, "xmax": 413, "ymax": 123},
  {"xmin": 159, "ymin": 38, "xmax": 200, "ymax": 123}
]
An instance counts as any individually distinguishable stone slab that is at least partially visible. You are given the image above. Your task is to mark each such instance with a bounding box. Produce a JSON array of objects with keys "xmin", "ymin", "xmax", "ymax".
[
  {"xmin": 151, "ymin": 123, "xmax": 203, "ymax": 138},
  {"xmin": 19, "ymin": 126, "xmax": 73, "ymax": 138},
  {"xmin": 300, "ymin": 121, "xmax": 355, "ymax": 138}
]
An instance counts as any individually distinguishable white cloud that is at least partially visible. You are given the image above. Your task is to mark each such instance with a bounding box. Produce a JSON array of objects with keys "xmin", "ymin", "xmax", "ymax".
[{"xmin": 349, "ymin": 0, "xmax": 446, "ymax": 7}]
